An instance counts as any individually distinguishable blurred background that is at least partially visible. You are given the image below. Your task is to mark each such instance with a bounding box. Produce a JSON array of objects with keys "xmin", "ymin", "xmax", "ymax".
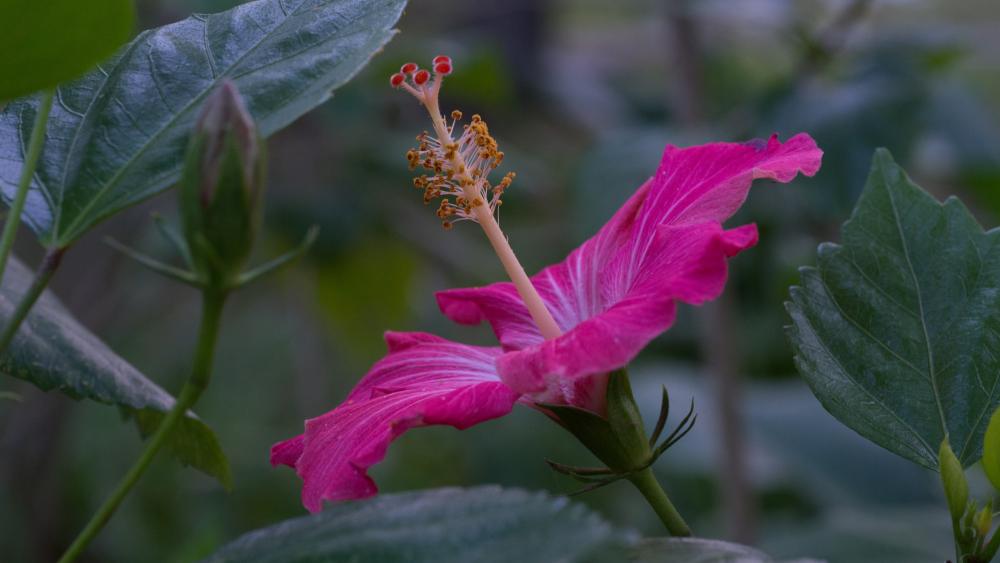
[{"xmin": 2, "ymin": 0, "xmax": 1000, "ymax": 561}]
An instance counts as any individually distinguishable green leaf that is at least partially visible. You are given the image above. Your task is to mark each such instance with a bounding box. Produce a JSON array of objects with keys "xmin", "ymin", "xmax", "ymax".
[
  {"xmin": 201, "ymin": 486, "xmax": 634, "ymax": 563},
  {"xmin": 981, "ymin": 405, "xmax": 1000, "ymax": 491},
  {"xmin": 632, "ymin": 538, "xmax": 821, "ymax": 563},
  {"xmin": 0, "ymin": 0, "xmax": 406, "ymax": 248},
  {"xmin": 0, "ymin": 256, "xmax": 230, "ymax": 487},
  {"xmin": 787, "ymin": 148, "xmax": 1000, "ymax": 469},
  {"xmin": 0, "ymin": 0, "xmax": 134, "ymax": 101}
]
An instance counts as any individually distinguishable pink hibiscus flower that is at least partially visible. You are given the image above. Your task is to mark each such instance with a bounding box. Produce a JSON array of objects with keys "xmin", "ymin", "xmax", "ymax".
[{"xmin": 272, "ymin": 57, "xmax": 822, "ymax": 513}]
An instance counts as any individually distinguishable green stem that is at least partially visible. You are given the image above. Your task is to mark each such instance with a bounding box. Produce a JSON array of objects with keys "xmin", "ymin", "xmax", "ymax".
[
  {"xmin": 0, "ymin": 90, "xmax": 54, "ymax": 286},
  {"xmin": 982, "ymin": 527, "xmax": 1000, "ymax": 562},
  {"xmin": 952, "ymin": 519, "xmax": 965, "ymax": 563},
  {"xmin": 0, "ymin": 246, "xmax": 66, "ymax": 354},
  {"xmin": 56, "ymin": 290, "xmax": 228, "ymax": 563},
  {"xmin": 628, "ymin": 467, "xmax": 692, "ymax": 537}
]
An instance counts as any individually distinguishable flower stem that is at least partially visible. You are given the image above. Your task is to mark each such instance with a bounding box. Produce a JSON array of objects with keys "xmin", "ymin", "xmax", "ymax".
[
  {"xmin": 0, "ymin": 89, "xmax": 54, "ymax": 287},
  {"xmin": 56, "ymin": 290, "xmax": 228, "ymax": 563},
  {"xmin": 0, "ymin": 246, "xmax": 65, "ymax": 354},
  {"xmin": 628, "ymin": 467, "xmax": 692, "ymax": 537}
]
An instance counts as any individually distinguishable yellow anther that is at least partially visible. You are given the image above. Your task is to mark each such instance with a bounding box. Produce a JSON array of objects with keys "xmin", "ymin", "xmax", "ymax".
[{"xmin": 402, "ymin": 98, "xmax": 513, "ymax": 228}]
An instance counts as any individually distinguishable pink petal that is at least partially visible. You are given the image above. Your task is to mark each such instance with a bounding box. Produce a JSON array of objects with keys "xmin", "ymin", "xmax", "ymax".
[
  {"xmin": 437, "ymin": 134, "xmax": 820, "ymax": 410},
  {"xmin": 496, "ymin": 223, "xmax": 758, "ymax": 410},
  {"xmin": 269, "ymin": 332, "xmax": 519, "ymax": 512},
  {"xmin": 437, "ymin": 179, "xmax": 654, "ymax": 351},
  {"xmin": 640, "ymin": 133, "xmax": 822, "ymax": 231},
  {"xmin": 270, "ymin": 435, "xmax": 304, "ymax": 468}
]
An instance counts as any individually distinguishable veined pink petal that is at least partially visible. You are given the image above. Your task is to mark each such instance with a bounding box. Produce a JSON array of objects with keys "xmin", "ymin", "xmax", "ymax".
[
  {"xmin": 640, "ymin": 133, "xmax": 822, "ymax": 231},
  {"xmin": 438, "ymin": 134, "xmax": 820, "ymax": 410},
  {"xmin": 497, "ymin": 223, "xmax": 758, "ymax": 409},
  {"xmin": 269, "ymin": 332, "xmax": 519, "ymax": 512},
  {"xmin": 437, "ymin": 180, "xmax": 653, "ymax": 351},
  {"xmin": 270, "ymin": 435, "xmax": 304, "ymax": 468}
]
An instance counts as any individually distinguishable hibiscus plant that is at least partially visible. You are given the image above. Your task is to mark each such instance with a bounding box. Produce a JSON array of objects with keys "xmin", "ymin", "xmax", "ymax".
[{"xmin": 2, "ymin": 1, "xmax": 1000, "ymax": 562}]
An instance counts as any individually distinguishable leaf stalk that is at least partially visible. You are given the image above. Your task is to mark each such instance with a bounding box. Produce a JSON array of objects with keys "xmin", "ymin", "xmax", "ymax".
[
  {"xmin": 0, "ymin": 89, "xmax": 54, "ymax": 287},
  {"xmin": 0, "ymin": 246, "xmax": 66, "ymax": 354}
]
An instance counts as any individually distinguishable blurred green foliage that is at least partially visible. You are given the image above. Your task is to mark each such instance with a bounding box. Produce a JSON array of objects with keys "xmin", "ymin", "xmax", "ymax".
[{"xmin": 2, "ymin": 0, "xmax": 1000, "ymax": 561}]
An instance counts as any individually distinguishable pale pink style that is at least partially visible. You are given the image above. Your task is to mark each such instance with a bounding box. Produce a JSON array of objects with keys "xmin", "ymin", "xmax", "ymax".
[{"xmin": 273, "ymin": 134, "xmax": 823, "ymax": 512}]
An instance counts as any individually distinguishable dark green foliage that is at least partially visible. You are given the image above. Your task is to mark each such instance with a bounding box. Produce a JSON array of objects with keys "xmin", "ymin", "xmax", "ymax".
[
  {"xmin": 0, "ymin": 256, "xmax": 230, "ymax": 486},
  {"xmin": 0, "ymin": 0, "xmax": 133, "ymax": 101},
  {"xmin": 0, "ymin": 0, "xmax": 406, "ymax": 247},
  {"xmin": 202, "ymin": 486, "xmax": 633, "ymax": 563},
  {"xmin": 787, "ymin": 149, "xmax": 1000, "ymax": 469}
]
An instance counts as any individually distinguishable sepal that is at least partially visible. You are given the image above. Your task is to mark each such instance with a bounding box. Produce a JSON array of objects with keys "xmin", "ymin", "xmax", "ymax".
[
  {"xmin": 107, "ymin": 225, "xmax": 317, "ymax": 292},
  {"xmin": 606, "ymin": 369, "xmax": 651, "ymax": 465},
  {"xmin": 104, "ymin": 236, "xmax": 200, "ymax": 287},
  {"xmin": 152, "ymin": 212, "xmax": 193, "ymax": 268},
  {"xmin": 544, "ymin": 370, "xmax": 696, "ymax": 496},
  {"xmin": 234, "ymin": 226, "xmax": 319, "ymax": 288}
]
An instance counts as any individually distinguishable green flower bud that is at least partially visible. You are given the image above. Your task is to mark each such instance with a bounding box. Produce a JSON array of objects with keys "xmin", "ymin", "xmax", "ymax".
[
  {"xmin": 180, "ymin": 80, "xmax": 264, "ymax": 288},
  {"xmin": 940, "ymin": 437, "xmax": 969, "ymax": 522},
  {"xmin": 975, "ymin": 503, "xmax": 993, "ymax": 537}
]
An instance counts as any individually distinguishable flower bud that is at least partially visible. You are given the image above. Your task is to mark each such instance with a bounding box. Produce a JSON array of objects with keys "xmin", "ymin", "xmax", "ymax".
[
  {"xmin": 180, "ymin": 81, "xmax": 264, "ymax": 288},
  {"xmin": 939, "ymin": 437, "xmax": 969, "ymax": 522},
  {"xmin": 975, "ymin": 503, "xmax": 993, "ymax": 537}
]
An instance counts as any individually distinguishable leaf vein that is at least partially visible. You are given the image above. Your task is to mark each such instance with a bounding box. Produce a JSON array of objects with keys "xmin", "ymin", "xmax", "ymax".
[
  {"xmin": 882, "ymin": 165, "xmax": 950, "ymax": 439},
  {"xmin": 819, "ymin": 275, "xmax": 928, "ymax": 382},
  {"xmin": 797, "ymin": 304, "xmax": 937, "ymax": 464}
]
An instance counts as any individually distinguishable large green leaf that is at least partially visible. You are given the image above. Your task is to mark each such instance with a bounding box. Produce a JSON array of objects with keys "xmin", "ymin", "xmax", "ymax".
[
  {"xmin": 787, "ymin": 148, "xmax": 1000, "ymax": 469},
  {"xmin": 0, "ymin": 257, "xmax": 230, "ymax": 487},
  {"xmin": 0, "ymin": 0, "xmax": 406, "ymax": 247},
  {"xmin": 201, "ymin": 486, "xmax": 633, "ymax": 562},
  {"xmin": 632, "ymin": 538, "xmax": 820, "ymax": 563},
  {"xmin": 0, "ymin": 0, "xmax": 134, "ymax": 101}
]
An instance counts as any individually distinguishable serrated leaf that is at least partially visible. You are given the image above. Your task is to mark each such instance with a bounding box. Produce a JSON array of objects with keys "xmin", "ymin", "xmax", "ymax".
[
  {"xmin": 0, "ymin": 0, "xmax": 134, "ymax": 101},
  {"xmin": 632, "ymin": 538, "xmax": 822, "ymax": 563},
  {"xmin": 787, "ymin": 148, "xmax": 1000, "ymax": 469},
  {"xmin": 0, "ymin": 0, "xmax": 406, "ymax": 247},
  {"xmin": 981, "ymin": 406, "xmax": 1000, "ymax": 491},
  {"xmin": 0, "ymin": 256, "xmax": 230, "ymax": 487},
  {"xmin": 201, "ymin": 486, "xmax": 634, "ymax": 563}
]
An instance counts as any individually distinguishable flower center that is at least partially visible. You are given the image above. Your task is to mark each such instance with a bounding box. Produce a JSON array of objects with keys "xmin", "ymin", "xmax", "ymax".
[{"xmin": 391, "ymin": 57, "xmax": 563, "ymax": 341}]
